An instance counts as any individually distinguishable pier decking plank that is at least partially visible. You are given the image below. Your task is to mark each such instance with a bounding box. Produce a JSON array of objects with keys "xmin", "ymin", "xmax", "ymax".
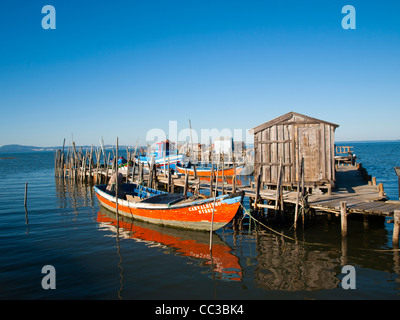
[{"xmin": 307, "ymin": 166, "xmax": 400, "ymax": 216}]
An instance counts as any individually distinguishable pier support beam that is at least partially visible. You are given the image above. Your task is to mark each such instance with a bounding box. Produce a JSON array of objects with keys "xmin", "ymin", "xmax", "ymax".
[
  {"xmin": 341, "ymin": 201, "xmax": 348, "ymax": 238},
  {"xmin": 393, "ymin": 210, "xmax": 400, "ymax": 248}
]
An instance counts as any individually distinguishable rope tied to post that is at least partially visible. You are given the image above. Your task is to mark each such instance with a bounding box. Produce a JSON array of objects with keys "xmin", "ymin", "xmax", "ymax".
[{"xmin": 240, "ymin": 204, "xmax": 400, "ymax": 252}]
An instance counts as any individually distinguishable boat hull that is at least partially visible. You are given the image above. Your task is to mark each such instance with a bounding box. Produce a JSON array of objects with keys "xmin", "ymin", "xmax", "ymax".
[
  {"xmin": 137, "ymin": 154, "xmax": 184, "ymax": 171},
  {"xmin": 176, "ymin": 164, "xmax": 244, "ymax": 177},
  {"xmin": 94, "ymin": 184, "xmax": 243, "ymax": 231}
]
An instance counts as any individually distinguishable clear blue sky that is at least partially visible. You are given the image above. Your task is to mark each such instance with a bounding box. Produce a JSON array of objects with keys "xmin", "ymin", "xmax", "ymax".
[{"xmin": 1, "ymin": 0, "xmax": 399, "ymax": 147}]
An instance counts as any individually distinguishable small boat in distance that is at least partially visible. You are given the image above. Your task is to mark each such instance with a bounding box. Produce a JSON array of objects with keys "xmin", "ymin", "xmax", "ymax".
[
  {"xmin": 136, "ymin": 140, "xmax": 186, "ymax": 172},
  {"xmin": 176, "ymin": 163, "xmax": 244, "ymax": 177},
  {"xmin": 94, "ymin": 182, "xmax": 243, "ymax": 231}
]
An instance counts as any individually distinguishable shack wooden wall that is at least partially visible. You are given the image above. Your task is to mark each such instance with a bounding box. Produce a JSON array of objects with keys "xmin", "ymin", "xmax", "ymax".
[{"xmin": 254, "ymin": 122, "xmax": 335, "ymax": 186}]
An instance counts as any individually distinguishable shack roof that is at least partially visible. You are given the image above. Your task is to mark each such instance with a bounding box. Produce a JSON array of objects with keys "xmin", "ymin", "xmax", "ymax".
[{"xmin": 251, "ymin": 111, "xmax": 339, "ymax": 134}]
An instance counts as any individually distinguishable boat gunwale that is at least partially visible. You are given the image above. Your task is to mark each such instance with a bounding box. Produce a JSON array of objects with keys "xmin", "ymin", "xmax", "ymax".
[
  {"xmin": 176, "ymin": 164, "xmax": 244, "ymax": 175},
  {"xmin": 94, "ymin": 184, "xmax": 243, "ymax": 211}
]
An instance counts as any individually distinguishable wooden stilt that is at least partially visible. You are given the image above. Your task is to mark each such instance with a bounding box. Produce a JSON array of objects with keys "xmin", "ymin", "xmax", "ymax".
[
  {"xmin": 115, "ymin": 138, "xmax": 119, "ymax": 217},
  {"xmin": 275, "ymin": 157, "xmax": 282, "ymax": 211},
  {"xmin": 341, "ymin": 201, "xmax": 348, "ymax": 238},
  {"xmin": 183, "ymin": 171, "xmax": 189, "ymax": 199},
  {"xmin": 393, "ymin": 210, "xmax": 400, "ymax": 247},
  {"xmin": 24, "ymin": 182, "xmax": 28, "ymax": 208},
  {"xmin": 254, "ymin": 170, "xmax": 261, "ymax": 216},
  {"xmin": 209, "ymin": 157, "xmax": 220, "ymax": 251}
]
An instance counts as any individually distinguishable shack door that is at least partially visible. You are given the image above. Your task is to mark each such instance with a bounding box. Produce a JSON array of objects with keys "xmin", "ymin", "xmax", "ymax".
[{"xmin": 296, "ymin": 124, "xmax": 321, "ymax": 182}]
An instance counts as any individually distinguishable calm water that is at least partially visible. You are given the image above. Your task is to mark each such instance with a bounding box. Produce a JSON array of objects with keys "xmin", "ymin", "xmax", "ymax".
[{"xmin": 1, "ymin": 142, "xmax": 400, "ymax": 300}]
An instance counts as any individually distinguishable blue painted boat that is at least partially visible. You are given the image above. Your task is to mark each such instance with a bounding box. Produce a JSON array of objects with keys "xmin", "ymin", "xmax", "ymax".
[{"xmin": 136, "ymin": 140, "xmax": 186, "ymax": 172}]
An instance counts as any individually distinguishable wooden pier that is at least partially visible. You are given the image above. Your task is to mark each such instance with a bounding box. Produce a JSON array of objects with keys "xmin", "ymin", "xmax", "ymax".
[
  {"xmin": 53, "ymin": 134, "xmax": 400, "ymax": 246},
  {"xmin": 56, "ymin": 148, "xmax": 400, "ymax": 219},
  {"xmin": 243, "ymin": 165, "xmax": 400, "ymax": 216}
]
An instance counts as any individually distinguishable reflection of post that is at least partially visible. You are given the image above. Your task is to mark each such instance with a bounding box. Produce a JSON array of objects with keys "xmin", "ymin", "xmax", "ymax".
[
  {"xmin": 24, "ymin": 206, "xmax": 29, "ymax": 234},
  {"xmin": 393, "ymin": 210, "xmax": 400, "ymax": 248},
  {"xmin": 340, "ymin": 201, "xmax": 348, "ymax": 265},
  {"xmin": 341, "ymin": 235, "xmax": 348, "ymax": 266},
  {"xmin": 394, "ymin": 249, "xmax": 400, "ymax": 278}
]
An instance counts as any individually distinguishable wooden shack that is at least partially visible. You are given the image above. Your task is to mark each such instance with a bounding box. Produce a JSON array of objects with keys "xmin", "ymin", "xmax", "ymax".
[{"xmin": 251, "ymin": 112, "xmax": 339, "ymax": 192}]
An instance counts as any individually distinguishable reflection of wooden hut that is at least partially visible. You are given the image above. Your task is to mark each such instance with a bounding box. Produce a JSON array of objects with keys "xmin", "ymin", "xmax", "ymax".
[{"xmin": 251, "ymin": 112, "xmax": 339, "ymax": 191}]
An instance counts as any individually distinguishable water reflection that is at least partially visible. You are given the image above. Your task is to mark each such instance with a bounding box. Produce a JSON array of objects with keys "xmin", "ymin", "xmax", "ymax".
[
  {"xmin": 254, "ymin": 233, "xmax": 340, "ymax": 291},
  {"xmin": 53, "ymin": 176, "xmax": 400, "ymax": 296},
  {"xmin": 55, "ymin": 177, "xmax": 96, "ymax": 210},
  {"xmin": 97, "ymin": 207, "xmax": 243, "ymax": 282}
]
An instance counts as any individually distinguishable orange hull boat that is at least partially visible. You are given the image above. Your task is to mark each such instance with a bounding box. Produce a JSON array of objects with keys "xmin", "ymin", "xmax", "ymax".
[
  {"xmin": 94, "ymin": 183, "xmax": 243, "ymax": 231},
  {"xmin": 176, "ymin": 164, "xmax": 244, "ymax": 177}
]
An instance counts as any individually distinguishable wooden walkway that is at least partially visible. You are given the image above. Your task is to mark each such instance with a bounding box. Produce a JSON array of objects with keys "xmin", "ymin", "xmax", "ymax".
[
  {"xmin": 308, "ymin": 166, "xmax": 400, "ymax": 216},
  {"xmin": 242, "ymin": 166, "xmax": 400, "ymax": 217},
  {"xmin": 63, "ymin": 162, "xmax": 400, "ymax": 217}
]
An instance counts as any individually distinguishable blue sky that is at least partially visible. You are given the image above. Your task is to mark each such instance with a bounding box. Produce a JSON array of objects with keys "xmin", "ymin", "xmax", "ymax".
[{"xmin": 0, "ymin": 0, "xmax": 399, "ymax": 147}]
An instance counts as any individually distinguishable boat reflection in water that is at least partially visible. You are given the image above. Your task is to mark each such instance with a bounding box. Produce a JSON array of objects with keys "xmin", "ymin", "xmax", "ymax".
[{"xmin": 97, "ymin": 207, "xmax": 242, "ymax": 282}]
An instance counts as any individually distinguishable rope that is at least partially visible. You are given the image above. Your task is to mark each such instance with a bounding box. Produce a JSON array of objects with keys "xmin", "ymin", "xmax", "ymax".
[
  {"xmin": 241, "ymin": 205, "xmax": 400, "ymax": 252},
  {"xmin": 242, "ymin": 208, "xmax": 333, "ymax": 248}
]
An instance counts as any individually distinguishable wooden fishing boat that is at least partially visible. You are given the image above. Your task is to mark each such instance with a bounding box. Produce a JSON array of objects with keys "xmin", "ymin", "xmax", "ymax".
[
  {"xmin": 176, "ymin": 164, "xmax": 244, "ymax": 177},
  {"xmin": 94, "ymin": 183, "xmax": 243, "ymax": 231},
  {"xmin": 137, "ymin": 140, "xmax": 186, "ymax": 171}
]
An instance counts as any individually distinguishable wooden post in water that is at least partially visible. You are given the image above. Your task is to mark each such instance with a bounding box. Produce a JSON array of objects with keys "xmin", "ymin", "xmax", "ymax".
[
  {"xmin": 232, "ymin": 154, "xmax": 236, "ymax": 193},
  {"xmin": 393, "ymin": 210, "xmax": 400, "ymax": 247},
  {"xmin": 209, "ymin": 158, "xmax": 220, "ymax": 251},
  {"xmin": 115, "ymin": 138, "xmax": 119, "ymax": 217},
  {"xmin": 275, "ymin": 157, "xmax": 282, "ymax": 212},
  {"xmin": 88, "ymin": 145, "xmax": 93, "ymax": 182},
  {"xmin": 341, "ymin": 201, "xmax": 348, "ymax": 238},
  {"xmin": 394, "ymin": 167, "xmax": 400, "ymax": 200},
  {"xmin": 221, "ymin": 153, "xmax": 225, "ymax": 195},
  {"xmin": 183, "ymin": 171, "xmax": 189, "ymax": 199},
  {"xmin": 167, "ymin": 156, "xmax": 171, "ymax": 192},
  {"xmin": 254, "ymin": 169, "xmax": 261, "ymax": 216},
  {"xmin": 131, "ymin": 141, "xmax": 138, "ymax": 184},
  {"xmin": 139, "ymin": 161, "xmax": 144, "ymax": 185},
  {"xmin": 294, "ymin": 181, "xmax": 300, "ymax": 230},
  {"xmin": 301, "ymin": 157, "xmax": 306, "ymax": 227},
  {"xmin": 126, "ymin": 147, "xmax": 130, "ymax": 183},
  {"xmin": 24, "ymin": 182, "xmax": 28, "ymax": 208},
  {"xmin": 379, "ymin": 183, "xmax": 385, "ymax": 197}
]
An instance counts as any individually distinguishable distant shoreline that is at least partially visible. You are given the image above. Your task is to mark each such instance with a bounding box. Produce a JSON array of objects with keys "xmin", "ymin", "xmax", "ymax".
[{"xmin": 1, "ymin": 140, "xmax": 400, "ymax": 153}]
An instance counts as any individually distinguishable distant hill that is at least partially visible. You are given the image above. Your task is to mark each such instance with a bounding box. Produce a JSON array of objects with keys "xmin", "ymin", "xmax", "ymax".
[
  {"xmin": 0, "ymin": 144, "xmax": 56, "ymax": 153},
  {"xmin": 0, "ymin": 144, "xmax": 144, "ymax": 153}
]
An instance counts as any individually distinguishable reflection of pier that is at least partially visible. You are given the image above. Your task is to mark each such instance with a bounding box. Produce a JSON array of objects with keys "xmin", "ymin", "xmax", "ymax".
[
  {"xmin": 55, "ymin": 177, "xmax": 96, "ymax": 211},
  {"xmin": 97, "ymin": 207, "xmax": 242, "ymax": 281},
  {"xmin": 254, "ymin": 233, "xmax": 339, "ymax": 291}
]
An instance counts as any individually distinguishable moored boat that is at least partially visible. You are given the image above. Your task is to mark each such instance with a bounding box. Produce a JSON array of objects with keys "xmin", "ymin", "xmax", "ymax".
[
  {"xmin": 94, "ymin": 183, "xmax": 243, "ymax": 231},
  {"xmin": 176, "ymin": 163, "xmax": 244, "ymax": 177},
  {"xmin": 136, "ymin": 140, "xmax": 186, "ymax": 172}
]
